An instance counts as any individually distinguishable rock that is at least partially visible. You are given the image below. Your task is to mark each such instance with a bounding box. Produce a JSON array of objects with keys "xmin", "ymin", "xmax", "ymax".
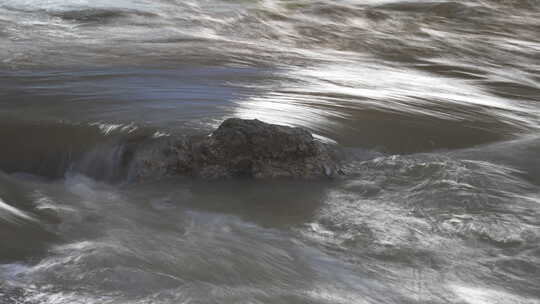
[
  {"xmin": 128, "ymin": 136, "xmax": 193, "ymax": 181},
  {"xmin": 129, "ymin": 118, "xmax": 342, "ymax": 181},
  {"xmin": 193, "ymin": 118, "xmax": 341, "ymax": 179}
]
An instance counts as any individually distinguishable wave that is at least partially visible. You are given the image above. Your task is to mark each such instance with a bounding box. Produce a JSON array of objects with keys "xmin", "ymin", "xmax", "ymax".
[
  {"xmin": 0, "ymin": 0, "xmax": 538, "ymax": 69},
  {"xmin": 0, "ymin": 172, "xmax": 58, "ymax": 262},
  {"xmin": 0, "ymin": 120, "xmax": 158, "ymax": 181},
  {"xmin": 301, "ymin": 146, "xmax": 540, "ymax": 300}
]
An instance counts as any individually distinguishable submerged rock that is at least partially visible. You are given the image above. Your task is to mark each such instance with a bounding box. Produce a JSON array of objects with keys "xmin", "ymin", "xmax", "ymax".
[{"xmin": 129, "ymin": 118, "xmax": 342, "ymax": 181}]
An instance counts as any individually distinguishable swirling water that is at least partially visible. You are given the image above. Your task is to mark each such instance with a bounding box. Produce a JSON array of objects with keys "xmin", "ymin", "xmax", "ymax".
[{"xmin": 0, "ymin": 0, "xmax": 540, "ymax": 303}]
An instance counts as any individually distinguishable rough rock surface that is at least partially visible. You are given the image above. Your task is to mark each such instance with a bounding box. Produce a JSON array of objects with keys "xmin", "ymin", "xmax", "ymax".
[
  {"xmin": 128, "ymin": 136, "xmax": 193, "ymax": 181},
  {"xmin": 129, "ymin": 118, "xmax": 342, "ymax": 181}
]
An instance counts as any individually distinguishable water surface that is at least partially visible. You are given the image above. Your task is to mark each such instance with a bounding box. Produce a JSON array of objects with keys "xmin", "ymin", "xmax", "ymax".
[{"xmin": 1, "ymin": 0, "xmax": 540, "ymax": 303}]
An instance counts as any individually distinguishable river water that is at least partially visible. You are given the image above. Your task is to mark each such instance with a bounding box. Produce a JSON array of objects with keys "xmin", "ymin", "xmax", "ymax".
[{"xmin": 1, "ymin": 0, "xmax": 540, "ymax": 303}]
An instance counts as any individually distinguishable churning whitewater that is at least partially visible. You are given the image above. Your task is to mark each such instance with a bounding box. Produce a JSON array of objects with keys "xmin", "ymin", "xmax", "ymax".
[{"xmin": 1, "ymin": 0, "xmax": 540, "ymax": 303}]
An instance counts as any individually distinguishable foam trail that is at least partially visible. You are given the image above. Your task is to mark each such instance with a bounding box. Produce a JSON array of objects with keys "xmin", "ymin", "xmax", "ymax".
[{"xmin": 0, "ymin": 197, "xmax": 36, "ymax": 223}]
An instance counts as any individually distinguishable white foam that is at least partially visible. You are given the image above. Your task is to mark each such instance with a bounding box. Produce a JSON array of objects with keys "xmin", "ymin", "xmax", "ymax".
[
  {"xmin": 451, "ymin": 284, "xmax": 540, "ymax": 304},
  {"xmin": 0, "ymin": 197, "xmax": 36, "ymax": 222},
  {"xmin": 1, "ymin": 0, "xmax": 155, "ymax": 12}
]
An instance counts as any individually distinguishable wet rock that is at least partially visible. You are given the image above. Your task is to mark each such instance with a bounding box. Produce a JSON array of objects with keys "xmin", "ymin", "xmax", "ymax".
[
  {"xmin": 128, "ymin": 136, "xmax": 193, "ymax": 181},
  {"xmin": 193, "ymin": 118, "xmax": 341, "ymax": 179},
  {"xmin": 129, "ymin": 118, "xmax": 342, "ymax": 181}
]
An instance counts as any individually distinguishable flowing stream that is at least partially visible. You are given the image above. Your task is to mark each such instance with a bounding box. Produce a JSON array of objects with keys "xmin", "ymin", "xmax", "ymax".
[{"xmin": 1, "ymin": 0, "xmax": 540, "ymax": 303}]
